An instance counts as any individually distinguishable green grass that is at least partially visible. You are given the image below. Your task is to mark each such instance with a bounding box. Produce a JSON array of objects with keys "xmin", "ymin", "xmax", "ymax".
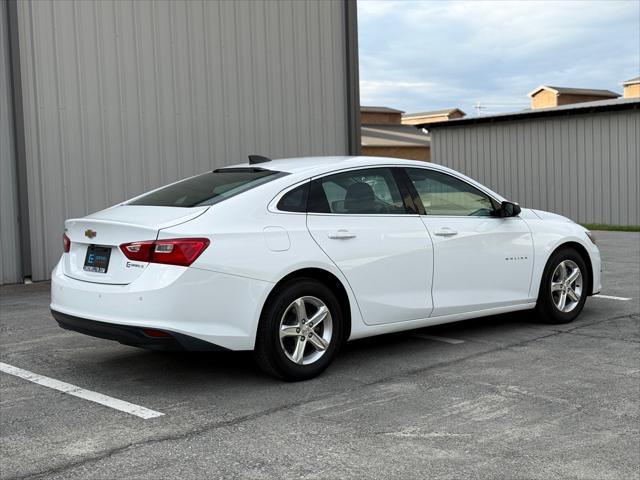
[{"xmin": 581, "ymin": 223, "xmax": 640, "ymax": 232}]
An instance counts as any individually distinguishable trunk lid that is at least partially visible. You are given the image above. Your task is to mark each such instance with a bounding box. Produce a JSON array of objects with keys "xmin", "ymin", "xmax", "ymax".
[{"xmin": 63, "ymin": 206, "xmax": 208, "ymax": 284}]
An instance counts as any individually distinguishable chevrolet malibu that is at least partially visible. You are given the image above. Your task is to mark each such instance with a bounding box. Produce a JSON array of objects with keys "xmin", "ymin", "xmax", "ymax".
[{"xmin": 51, "ymin": 156, "xmax": 601, "ymax": 380}]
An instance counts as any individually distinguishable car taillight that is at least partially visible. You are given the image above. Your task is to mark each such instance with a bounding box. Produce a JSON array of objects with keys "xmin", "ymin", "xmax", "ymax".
[
  {"xmin": 120, "ymin": 238, "xmax": 210, "ymax": 267},
  {"xmin": 121, "ymin": 241, "xmax": 155, "ymax": 262},
  {"xmin": 142, "ymin": 328, "xmax": 172, "ymax": 338},
  {"xmin": 63, "ymin": 233, "xmax": 71, "ymax": 253},
  {"xmin": 152, "ymin": 238, "xmax": 210, "ymax": 266}
]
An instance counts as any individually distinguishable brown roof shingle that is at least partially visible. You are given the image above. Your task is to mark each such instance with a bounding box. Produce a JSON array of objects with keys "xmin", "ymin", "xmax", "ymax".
[{"xmin": 528, "ymin": 85, "xmax": 620, "ymax": 98}]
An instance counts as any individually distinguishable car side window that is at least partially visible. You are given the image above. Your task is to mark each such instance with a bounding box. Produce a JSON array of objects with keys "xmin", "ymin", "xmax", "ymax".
[
  {"xmin": 405, "ymin": 168, "xmax": 496, "ymax": 216},
  {"xmin": 308, "ymin": 168, "xmax": 408, "ymax": 214},
  {"xmin": 277, "ymin": 183, "xmax": 309, "ymax": 212}
]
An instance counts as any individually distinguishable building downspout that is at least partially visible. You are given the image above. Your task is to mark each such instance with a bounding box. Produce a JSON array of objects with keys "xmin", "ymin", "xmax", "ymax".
[
  {"xmin": 6, "ymin": 0, "xmax": 32, "ymax": 280},
  {"xmin": 344, "ymin": 0, "xmax": 361, "ymax": 156}
]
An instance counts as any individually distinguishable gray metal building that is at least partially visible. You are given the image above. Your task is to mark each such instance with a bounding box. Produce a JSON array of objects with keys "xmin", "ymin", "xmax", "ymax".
[
  {"xmin": 0, "ymin": 0, "xmax": 360, "ymax": 284},
  {"xmin": 429, "ymin": 98, "xmax": 640, "ymax": 226}
]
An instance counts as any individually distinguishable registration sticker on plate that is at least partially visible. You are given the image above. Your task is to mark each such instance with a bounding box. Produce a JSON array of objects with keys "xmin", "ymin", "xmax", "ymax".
[{"xmin": 83, "ymin": 245, "xmax": 112, "ymax": 273}]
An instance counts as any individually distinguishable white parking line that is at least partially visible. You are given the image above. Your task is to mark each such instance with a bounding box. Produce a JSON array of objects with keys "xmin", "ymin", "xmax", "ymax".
[
  {"xmin": 594, "ymin": 294, "xmax": 632, "ymax": 301},
  {"xmin": 410, "ymin": 333, "xmax": 465, "ymax": 344},
  {"xmin": 0, "ymin": 362, "xmax": 164, "ymax": 419}
]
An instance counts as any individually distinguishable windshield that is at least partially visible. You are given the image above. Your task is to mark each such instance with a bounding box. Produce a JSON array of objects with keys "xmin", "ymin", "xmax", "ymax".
[{"xmin": 128, "ymin": 168, "xmax": 287, "ymax": 207}]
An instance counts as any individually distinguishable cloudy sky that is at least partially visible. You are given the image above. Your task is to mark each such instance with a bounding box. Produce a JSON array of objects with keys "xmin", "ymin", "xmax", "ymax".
[{"xmin": 357, "ymin": 0, "xmax": 640, "ymax": 116}]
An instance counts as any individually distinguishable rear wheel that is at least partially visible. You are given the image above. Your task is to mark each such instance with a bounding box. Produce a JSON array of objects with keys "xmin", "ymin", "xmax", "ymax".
[
  {"xmin": 254, "ymin": 279, "xmax": 343, "ymax": 381},
  {"xmin": 535, "ymin": 248, "xmax": 589, "ymax": 324}
]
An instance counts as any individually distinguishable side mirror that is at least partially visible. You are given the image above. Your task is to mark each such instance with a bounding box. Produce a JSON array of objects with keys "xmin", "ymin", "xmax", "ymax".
[{"xmin": 499, "ymin": 201, "xmax": 521, "ymax": 217}]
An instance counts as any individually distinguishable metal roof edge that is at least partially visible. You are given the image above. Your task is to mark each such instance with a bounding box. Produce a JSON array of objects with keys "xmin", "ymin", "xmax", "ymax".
[
  {"xmin": 402, "ymin": 108, "xmax": 465, "ymax": 119},
  {"xmin": 426, "ymin": 99, "xmax": 640, "ymax": 129}
]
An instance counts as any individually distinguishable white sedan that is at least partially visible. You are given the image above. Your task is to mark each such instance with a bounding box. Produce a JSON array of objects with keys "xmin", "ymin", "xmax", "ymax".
[{"xmin": 51, "ymin": 156, "xmax": 601, "ymax": 380}]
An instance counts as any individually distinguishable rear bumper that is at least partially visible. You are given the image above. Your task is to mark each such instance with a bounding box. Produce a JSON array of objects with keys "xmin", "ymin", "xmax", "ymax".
[
  {"xmin": 50, "ymin": 259, "xmax": 273, "ymax": 350},
  {"xmin": 52, "ymin": 310, "xmax": 227, "ymax": 351}
]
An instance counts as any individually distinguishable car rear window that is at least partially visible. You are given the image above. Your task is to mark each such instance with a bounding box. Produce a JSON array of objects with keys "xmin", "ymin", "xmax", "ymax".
[{"xmin": 129, "ymin": 168, "xmax": 287, "ymax": 207}]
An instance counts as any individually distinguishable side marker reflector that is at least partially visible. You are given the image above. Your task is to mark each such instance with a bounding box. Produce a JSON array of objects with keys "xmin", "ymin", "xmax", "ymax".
[{"xmin": 142, "ymin": 328, "xmax": 172, "ymax": 338}]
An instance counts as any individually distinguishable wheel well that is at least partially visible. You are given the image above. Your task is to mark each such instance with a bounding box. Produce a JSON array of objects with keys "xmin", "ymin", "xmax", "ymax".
[
  {"xmin": 265, "ymin": 268, "xmax": 352, "ymax": 343},
  {"xmin": 550, "ymin": 242, "xmax": 594, "ymax": 295}
]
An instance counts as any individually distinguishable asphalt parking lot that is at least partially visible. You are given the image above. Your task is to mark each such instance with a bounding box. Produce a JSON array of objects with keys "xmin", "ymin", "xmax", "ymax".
[{"xmin": 1, "ymin": 231, "xmax": 638, "ymax": 480}]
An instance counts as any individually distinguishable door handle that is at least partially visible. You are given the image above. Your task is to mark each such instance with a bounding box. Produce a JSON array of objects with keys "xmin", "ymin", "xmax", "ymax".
[
  {"xmin": 327, "ymin": 229, "xmax": 357, "ymax": 240},
  {"xmin": 434, "ymin": 227, "xmax": 458, "ymax": 237}
]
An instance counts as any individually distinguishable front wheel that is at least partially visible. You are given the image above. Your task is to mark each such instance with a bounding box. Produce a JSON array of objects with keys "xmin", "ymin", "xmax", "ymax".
[
  {"xmin": 535, "ymin": 248, "xmax": 589, "ymax": 324},
  {"xmin": 254, "ymin": 279, "xmax": 343, "ymax": 381}
]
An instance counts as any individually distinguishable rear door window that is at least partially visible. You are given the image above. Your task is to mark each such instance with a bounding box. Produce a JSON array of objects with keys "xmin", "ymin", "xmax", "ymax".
[
  {"xmin": 308, "ymin": 168, "xmax": 408, "ymax": 214},
  {"xmin": 129, "ymin": 168, "xmax": 287, "ymax": 207}
]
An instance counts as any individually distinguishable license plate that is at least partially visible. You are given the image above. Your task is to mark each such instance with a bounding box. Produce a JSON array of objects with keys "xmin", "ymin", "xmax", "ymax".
[{"xmin": 83, "ymin": 245, "xmax": 112, "ymax": 273}]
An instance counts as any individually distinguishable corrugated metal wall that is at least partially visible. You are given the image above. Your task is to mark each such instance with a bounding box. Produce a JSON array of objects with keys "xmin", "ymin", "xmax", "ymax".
[
  {"xmin": 15, "ymin": 0, "xmax": 352, "ymax": 281},
  {"xmin": 431, "ymin": 110, "xmax": 640, "ymax": 226},
  {"xmin": 0, "ymin": 2, "xmax": 22, "ymax": 284}
]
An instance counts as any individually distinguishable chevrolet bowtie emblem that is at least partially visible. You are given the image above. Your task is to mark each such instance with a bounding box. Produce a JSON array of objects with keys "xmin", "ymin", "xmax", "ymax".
[{"xmin": 85, "ymin": 229, "xmax": 97, "ymax": 239}]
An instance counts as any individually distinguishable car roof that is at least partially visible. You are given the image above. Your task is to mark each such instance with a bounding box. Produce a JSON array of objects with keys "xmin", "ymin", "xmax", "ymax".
[
  {"xmin": 219, "ymin": 156, "xmax": 507, "ymax": 204},
  {"xmin": 225, "ymin": 155, "xmax": 452, "ymax": 175}
]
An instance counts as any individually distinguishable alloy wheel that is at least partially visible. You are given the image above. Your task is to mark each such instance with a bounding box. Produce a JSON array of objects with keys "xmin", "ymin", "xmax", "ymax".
[
  {"xmin": 550, "ymin": 260, "xmax": 583, "ymax": 313},
  {"xmin": 279, "ymin": 296, "xmax": 333, "ymax": 365}
]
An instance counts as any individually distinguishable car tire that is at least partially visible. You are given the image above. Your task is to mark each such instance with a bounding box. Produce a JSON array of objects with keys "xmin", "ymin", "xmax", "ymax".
[
  {"xmin": 254, "ymin": 278, "xmax": 344, "ymax": 381},
  {"xmin": 535, "ymin": 247, "xmax": 589, "ymax": 324}
]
